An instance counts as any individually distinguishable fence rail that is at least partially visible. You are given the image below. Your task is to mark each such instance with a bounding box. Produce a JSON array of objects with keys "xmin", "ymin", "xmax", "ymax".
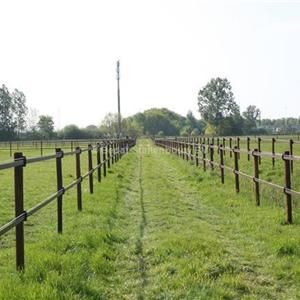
[
  {"xmin": 154, "ymin": 137, "xmax": 298, "ymax": 225},
  {"xmin": 0, "ymin": 137, "xmax": 136, "ymax": 271}
]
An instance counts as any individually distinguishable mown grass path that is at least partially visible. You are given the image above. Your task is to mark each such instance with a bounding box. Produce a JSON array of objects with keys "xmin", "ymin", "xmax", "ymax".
[{"xmin": 1, "ymin": 139, "xmax": 300, "ymax": 299}]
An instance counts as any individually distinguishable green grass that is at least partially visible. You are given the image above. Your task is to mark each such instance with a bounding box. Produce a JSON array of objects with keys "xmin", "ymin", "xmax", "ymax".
[{"xmin": 1, "ymin": 139, "xmax": 300, "ymax": 299}]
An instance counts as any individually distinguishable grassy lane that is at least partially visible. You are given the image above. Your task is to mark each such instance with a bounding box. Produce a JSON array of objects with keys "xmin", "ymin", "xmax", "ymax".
[
  {"xmin": 111, "ymin": 140, "xmax": 300, "ymax": 299},
  {"xmin": 1, "ymin": 139, "xmax": 300, "ymax": 299}
]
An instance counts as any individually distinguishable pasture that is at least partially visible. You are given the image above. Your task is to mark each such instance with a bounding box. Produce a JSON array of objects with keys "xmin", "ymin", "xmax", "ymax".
[{"xmin": 0, "ymin": 138, "xmax": 300, "ymax": 299}]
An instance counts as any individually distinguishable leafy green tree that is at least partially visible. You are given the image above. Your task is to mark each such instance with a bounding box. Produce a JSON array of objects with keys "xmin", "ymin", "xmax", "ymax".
[
  {"xmin": 198, "ymin": 78, "xmax": 240, "ymax": 135},
  {"xmin": 99, "ymin": 113, "xmax": 119, "ymax": 137},
  {"xmin": 37, "ymin": 115, "xmax": 54, "ymax": 139},
  {"xmin": 186, "ymin": 111, "xmax": 198, "ymax": 129},
  {"xmin": 63, "ymin": 124, "xmax": 82, "ymax": 139},
  {"xmin": 0, "ymin": 85, "xmax": 14, "ymax": 140},
  {"xmin": 12, "ymin": 89, "xmax": 28, "ymax": 136},
  {"xmin": 191, "ymin": 128, "xmax": 200, "ymax": 136},
  {"xmin": 82, "ymin": 125, "xmax": 103, "ymax": 139},
  {"xmin": 157, "ymin": 130, "xmax": 164, "ymax": 137},
  {"xmin": 123, "ymin": 118, "xmax": 143, "ymax": 137},
  {"xmin": 180, "ymin": 126, "xmax": 190, "ymax": 136},
  {"xmin": 242, "ymin": 105, "xmax": 261, "ymax": 132}
]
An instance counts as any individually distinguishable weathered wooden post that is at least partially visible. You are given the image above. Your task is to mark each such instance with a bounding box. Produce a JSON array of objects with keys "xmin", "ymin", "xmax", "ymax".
[
  {"xmin": 103, "ymin": 143, "xmax": 107, "ymax": 177},
  {"xmin": 88, "ymin": 144, "xmax": 93, "ymax": 194},
  {"xmin": 220, "ymin": 145, "xmax": 224, "ymax": 184},
  {"xmin": 202, "ymin": 144, "xmax": 206, "ymax": 171},
  {"xmin": 258, "ymin": 137, "xmax": 262, "ymax": 165},
  {"xmin": 75, "ymin": 147, "xmax": 82, "ymax": 211},
  {"xmin": 195, "ymin": 144, "xmax": 199, "ymax": 167},
  {"xmin": 14, "ymin": 152, "xmax": 25, "ymax": 270},
  {"xmin": 283, "ymin": 151, "xmax": 292, "ymax": 224},
  {"xmin": 247, "ymin": 137, "xmax": 250, "ymax": 161},
  {"xmin": 210, "ymin": 143, "xmax": 214, "ymax": 170},
  {"xmin": 107, "ymin": 142, "xmax": 111, "ymax": 169},
  {"xmin": 55, "ymin": 148, "xmax": 63, "ymax": 233},
  {"xmin": 272, "ymin": 138, "xmax": 276, "ymax": 168},
  {"xmin": 253, "ymin": 149, "xmax": 260, "ymax": 206},
  {"xmin": 290, "ymin": 139, "xmax": 294, "ymax": 173},
  {"xmin": 96, "ymin": 143, "xmax": 101, "ymax": 182},
  {"xmin": 233, "ymin": 146, "xmax": 239, "ymax": 193}
]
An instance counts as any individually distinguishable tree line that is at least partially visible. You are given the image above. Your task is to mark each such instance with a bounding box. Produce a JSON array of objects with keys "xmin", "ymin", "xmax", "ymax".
[{"xmin": 1, "ymin": 81, "xmax": 299, "ymax": 141}]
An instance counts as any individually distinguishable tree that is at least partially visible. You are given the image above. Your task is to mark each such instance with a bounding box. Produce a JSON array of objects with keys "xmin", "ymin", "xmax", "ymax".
[
  {"xmin": 198, "ymin": 78, "xmax": 240, "ymax": 135},
  {"xmin": 122, "ymin": 118, "xmax": 143, "ymax": 137},
  {"xmin": 37, "ymin": 115, "xmax": 54, "ymax": 139},
  {"xmin": 99, "ymin": 113, "xmax": 119, "ymax": 137},
  {"xmin": 242, "ymin": 105, "xmax": 261, "ymax": 131},
  {"xmin": 12, "ymin": 89, "xmax": 28, "ymax": 136},
  {"xmin": 82, "ymin": 125, "xmax": 103, "ymax": 139},
  {"xmin": 0, "ymin": 84, "xmax": 14, "ymax": 140},
  {"xmin": 63, "ymin": 124, "xmax": 82, "ymax": 139}
]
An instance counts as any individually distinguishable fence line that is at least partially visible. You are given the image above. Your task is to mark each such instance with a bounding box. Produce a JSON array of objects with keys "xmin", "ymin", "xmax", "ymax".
[
  {"xmin": 154, "ymin": 138, "xmax": 296, "ymax": 225},
  {"xmin": 0, "ymin": 138, "xmax": 136, "ymax": 271},
  {"xmin": 0, "ymin": 138, "xmax": 129, "ymax": 158}
]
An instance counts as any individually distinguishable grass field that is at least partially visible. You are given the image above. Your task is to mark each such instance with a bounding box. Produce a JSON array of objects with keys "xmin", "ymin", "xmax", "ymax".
[{"xmin": 1, "ymin": 139, "xmax": 300, "ymax": 299}]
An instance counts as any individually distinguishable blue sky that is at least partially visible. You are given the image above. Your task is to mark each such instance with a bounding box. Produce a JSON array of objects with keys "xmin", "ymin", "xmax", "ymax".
[{"xmin": 1, "ymin": 0, "xmax": 300, "ymax": 128}]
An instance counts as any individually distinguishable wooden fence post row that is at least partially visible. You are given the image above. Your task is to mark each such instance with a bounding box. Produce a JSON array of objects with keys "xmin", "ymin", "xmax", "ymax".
[
  {"xmin": 154, "ymin": 138, "xmax": 294, "ymax": 225},
  {"xmin": 0, "ymin": 138, "xmax": 136, "ymax": 272}
]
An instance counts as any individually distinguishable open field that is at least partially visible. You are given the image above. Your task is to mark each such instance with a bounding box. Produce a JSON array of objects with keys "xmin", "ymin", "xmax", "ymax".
[{"xmin": 1, "ymin": 139, "xmax": 300, "ymax": 299}]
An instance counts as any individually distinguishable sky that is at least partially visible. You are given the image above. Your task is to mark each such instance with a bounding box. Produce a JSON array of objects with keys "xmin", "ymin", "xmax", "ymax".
[{"xmin": 1, "ymin": 0, "xmax": 300, "ymax": 128}]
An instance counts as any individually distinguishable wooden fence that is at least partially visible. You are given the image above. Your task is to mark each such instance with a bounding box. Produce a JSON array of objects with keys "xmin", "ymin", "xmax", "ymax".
[
  {"xmin": 0, "ymin": 139, "xmax": 125, "ymax": 158},
  {"xmin": 154, "ymin": 137, "xmax": 300, "ymax": 225},
  {"xmin": 0, "ymin": 138, "xmax": 136, "ymax": 271}
]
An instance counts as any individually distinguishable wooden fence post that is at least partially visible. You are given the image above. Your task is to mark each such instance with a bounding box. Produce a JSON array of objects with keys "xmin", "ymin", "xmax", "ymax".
[
  {"xmin": 40, "ymin": 141, "xmax": 43, "ymax": 156},
  {"xmin": 283, "ymin": 151, "xmax": 292, "ymax": 224},
  {"xmin": 10, "ymin": 141, "xmax": 12, "ymax": 157},
  {"xmin": 195, "ymin": 144, "xmax": 199, "ymax": 167},
  {"xmin": 237, "ymin": 137, "xmax": 240, "ymax": 159},
  {"xmin": 75, "ymin": 147, "xmax": 82, "ymax": 211},
  {"xmin": 202, "ymin": 144, "xmax": 206, "ymax": 171},
  {"xmin": 220, "ymin": 145, "xmax": 224, "ymax": 184},
  {"xmin": 103, "ymin": 143, "xmax": 107, "ymax": 177},
  {"xmin": 186, "ymin": 141, "xmax": 189, "ymax": 161},
  {"xmin": 55, "ymin": 148, "xmax": 63, "ymax": 233},
  {"xmin": 272, "ymin": 138, "xmax": 276, "ymax": 168},
  {"xmin": 258, "ymin": 137, "xmax": 262, "ymax": 165},
  {"xmin": 290, "ymin": 139, "xmax": 294, "ymax": 173},
  {"xmin": 210, "ymin": 144, "xmax": 214, "ymax": 170},
  {"xmin": 234, "ymin": 146, "xmax": 239, "ymax": 193},
  {"xmin": 207, "ymin": 138, "xmax": 210, "ymax": 154},
  {"xmin": 97, "ymin": 143, "xmax": 101, "ymax": 182},
  {"xmin": 253, "ymin": 149, "xmax": 260, "ymax": 206},
  {"xmin": 247, "ymin": 137, "xmax": 250, "ymax": 161},
  {"xmin": 14, "ymin": 152, "xmax": 25, "ymax": 270},
  {"xmin": 112, "ymin": 141, "xmax": 115, "ymax": 165},
  {"xmin": 223, "ymin": 138, "xmax": 226, "ymax": 156},
  {"xmin": 107, "ymin": 143, "xmax": 111, "ymax": 169},
  {"xmin": 88, "ymin": 144, "xmax": 93, "ymax": 194}
]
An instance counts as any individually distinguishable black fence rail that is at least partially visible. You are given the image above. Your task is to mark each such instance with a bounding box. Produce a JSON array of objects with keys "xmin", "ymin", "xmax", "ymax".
[
  {"xmin": 0, "ymin": 138, "xmax": 129, "ymax": 158},
  {"xmin": 154, "ymin": 137, "xmax": 300, "ymax": 225},
  {"xmin": 0, "ymin": 137, "xmax": 136, "ymax": 271},
  {"xmin": 160, "ymin": 136, "xmax": 300, "ymax": 167}
]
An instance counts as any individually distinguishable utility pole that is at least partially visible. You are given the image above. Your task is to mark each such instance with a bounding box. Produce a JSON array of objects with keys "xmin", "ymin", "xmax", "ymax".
[{"xmin": 116, "ymin": 60, "xmax": 121, "ymax": 138}]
